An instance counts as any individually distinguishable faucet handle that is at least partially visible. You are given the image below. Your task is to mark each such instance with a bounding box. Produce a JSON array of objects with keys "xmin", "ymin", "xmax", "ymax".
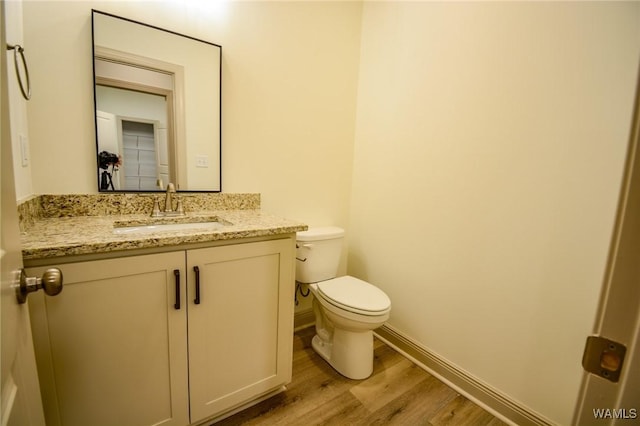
[
  {"xmin": 176, "ymin": 198, "xmax": 184, "ymax": 214},
  {"xmin": 151, "ymin": 198, "xmax": 161, "ymax": 217}
]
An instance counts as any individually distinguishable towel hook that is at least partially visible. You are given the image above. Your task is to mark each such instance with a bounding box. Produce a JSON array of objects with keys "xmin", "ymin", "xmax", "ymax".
[{"xmin": 6, "ymin": 44, "xmax": 31, "ymax": 100}]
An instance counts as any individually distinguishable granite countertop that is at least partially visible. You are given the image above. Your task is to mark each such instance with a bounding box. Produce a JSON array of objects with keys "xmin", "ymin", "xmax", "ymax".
[{"xmin": 21, "ymin": 210, "xmax": 308, "ymax": 261}]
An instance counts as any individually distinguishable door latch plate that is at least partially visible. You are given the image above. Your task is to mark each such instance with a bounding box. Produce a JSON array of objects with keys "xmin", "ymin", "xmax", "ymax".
[{"xmin": 582, "ymin": 335, "xmax": 626, "ymax": 383}]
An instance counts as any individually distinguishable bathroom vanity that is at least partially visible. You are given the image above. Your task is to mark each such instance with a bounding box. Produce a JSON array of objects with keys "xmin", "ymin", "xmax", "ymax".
[{"xmin": 20, "ymin": 194, "xmax": 307, "ymax": 426}]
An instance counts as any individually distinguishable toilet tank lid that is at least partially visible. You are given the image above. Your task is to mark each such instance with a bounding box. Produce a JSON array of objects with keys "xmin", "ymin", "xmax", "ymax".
[{"xmin": 297, "ymin": 226, "xmax": 345, "ymax": 241}]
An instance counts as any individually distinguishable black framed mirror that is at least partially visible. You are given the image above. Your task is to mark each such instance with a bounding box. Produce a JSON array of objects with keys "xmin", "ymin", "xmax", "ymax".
[{"xmin": 92, "ymin": 10, "xmax": 221, "ymax": 192}]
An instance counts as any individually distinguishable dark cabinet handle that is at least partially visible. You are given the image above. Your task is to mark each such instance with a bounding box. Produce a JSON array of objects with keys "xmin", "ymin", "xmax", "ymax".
[
  {"xmin": 174, "ymin": 269, "xmax": 180, "ymax": 310},
  {"xmin": 194, "ymin": 266, "xmax": 201, "ymax": 305}
]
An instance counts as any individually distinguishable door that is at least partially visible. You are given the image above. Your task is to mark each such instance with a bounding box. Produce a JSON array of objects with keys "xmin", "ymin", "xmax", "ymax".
[
  {"xmin": 187, "ymin": 239, "xmax": 295, "ymax": 423},
  {"xmin": 121, "ymin": 119, "xmax": 161, "ymax": 190},
  {"xmin": 572, "ymin": 74, "xmax": 640, "ymax": 423},
  {"xmin": 96, "ymin": 110, "xmax": 121, "ymax": 190},
  {"xmin": 28, "ymin": 253, "xmax": 189, "ymax": 426},
  {"xmin": 0, "ymin": 2, "xmax": 46, "ymax": 423}
]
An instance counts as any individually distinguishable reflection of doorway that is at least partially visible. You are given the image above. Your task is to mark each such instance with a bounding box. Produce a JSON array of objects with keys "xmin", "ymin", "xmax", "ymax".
[
  {"xmin": 95, "ymin": 82, "xmax": 174, "ymax": 190},
  {"xmin": 94, "ymin": 52, "xmax": 179, "ymax": 189},
  {"xmin": 120, "ymin": 120, "xmax": 164, "ymax": 190},
  {"xmin": 95, "ymin": 83, "xmax": 175, "ymax": 190}
]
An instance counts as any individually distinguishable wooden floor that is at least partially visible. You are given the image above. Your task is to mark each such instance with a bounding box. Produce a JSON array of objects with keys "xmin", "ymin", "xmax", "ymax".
[{"xmin": 215, "ymin": 327, "xmax": 508, "ymax": 426}]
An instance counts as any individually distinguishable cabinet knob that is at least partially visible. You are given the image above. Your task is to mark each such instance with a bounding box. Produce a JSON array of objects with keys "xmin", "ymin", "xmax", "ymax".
[{"xmin": 16, "ymin": 268, "xmax": 63, "ymax": 304}]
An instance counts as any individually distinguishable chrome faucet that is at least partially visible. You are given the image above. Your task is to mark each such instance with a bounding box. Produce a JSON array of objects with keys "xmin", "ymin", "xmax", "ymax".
[
  {"xmin": 151, "ymin": 183, "xmax": 185, "ymax": 217},
  {"xmin": 164, "ymin": 183, "xmax": 176, "ymax": 212}
]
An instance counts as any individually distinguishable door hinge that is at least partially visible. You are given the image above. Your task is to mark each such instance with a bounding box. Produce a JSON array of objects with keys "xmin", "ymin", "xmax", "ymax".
[{"xmin": 582, "ymin": 335, "xmax": 627, "ymax": 383}]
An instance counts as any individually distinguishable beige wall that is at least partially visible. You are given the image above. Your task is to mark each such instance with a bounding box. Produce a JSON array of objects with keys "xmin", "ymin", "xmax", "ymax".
[
  {"xmin": 6, "ymin": 0, "xmax": 34, "ymax": 201},
  {"xmin": 349, "ymin": 2, "xmax": 640, "ymax": 424},
  {"xmin": 22, "ymin": 0, "xmax": 361, "ymax": 228}
]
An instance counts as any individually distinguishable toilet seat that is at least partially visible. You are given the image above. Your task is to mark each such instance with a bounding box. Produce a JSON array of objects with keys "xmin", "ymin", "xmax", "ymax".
[{"xmin": 316, "ymin": 276, "xmax": 391, "ymax": 316}]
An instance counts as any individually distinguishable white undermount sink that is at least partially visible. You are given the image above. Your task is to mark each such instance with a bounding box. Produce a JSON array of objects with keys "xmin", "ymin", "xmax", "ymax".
[{"xmin": 113, "ymin": 220, "xmax": 226, "ymax": 235}]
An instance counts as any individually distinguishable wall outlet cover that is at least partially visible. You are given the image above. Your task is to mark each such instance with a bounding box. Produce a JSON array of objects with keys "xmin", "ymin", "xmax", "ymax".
[{"xmin": 196, "ymin": 155, "xmax": 209, "ymax": 168}]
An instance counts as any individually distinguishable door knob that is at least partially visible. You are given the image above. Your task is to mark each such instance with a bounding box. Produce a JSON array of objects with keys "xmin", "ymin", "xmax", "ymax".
[{"xmin": 16, "ymin": 268, "xmax": 63, "ymax": 304}]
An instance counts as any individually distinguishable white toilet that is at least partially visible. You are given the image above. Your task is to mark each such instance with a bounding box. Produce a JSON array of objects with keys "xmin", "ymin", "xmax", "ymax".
[{"xmin": 296, "ymin": 226, "xmax": 391, "ymax": 380}]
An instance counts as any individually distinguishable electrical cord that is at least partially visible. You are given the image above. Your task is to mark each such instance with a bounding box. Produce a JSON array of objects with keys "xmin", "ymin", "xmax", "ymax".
[{"xmin": 294, "ymin": 281, "xmax": 310, "ymax": 306}]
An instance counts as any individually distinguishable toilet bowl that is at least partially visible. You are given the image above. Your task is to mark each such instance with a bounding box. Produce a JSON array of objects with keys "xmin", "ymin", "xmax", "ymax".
[{"xmin": 296, "ymin": 227, "xmax": 391, "ymax": 379}]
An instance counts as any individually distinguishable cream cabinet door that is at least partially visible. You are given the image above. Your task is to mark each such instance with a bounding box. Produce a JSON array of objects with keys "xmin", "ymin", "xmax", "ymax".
[
  {"xmin": 187, "ymin": 239, "xmax": 295, "ymax": 423},
  {"xmin": 28, "ymin": 252, "xmax": 189, "ymax": 426}
]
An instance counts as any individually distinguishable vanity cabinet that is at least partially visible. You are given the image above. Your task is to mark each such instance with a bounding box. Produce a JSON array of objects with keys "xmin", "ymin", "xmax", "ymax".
[
  {"xmin": 186, "ymin": 241, "xmax": 294, "ymax": 422},
  {"xmin": 27, "ymin": 237, "xmax": 295, "ymax": 426}
]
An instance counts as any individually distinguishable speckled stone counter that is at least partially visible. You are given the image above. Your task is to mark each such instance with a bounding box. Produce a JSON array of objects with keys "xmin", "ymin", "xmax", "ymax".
[
  {"xmin": 20, "ymin": 194, "xmax": 307, "ymax": 264},
  {"xmin": 18, "ymin": 193, "xmax": 262, "ymax": 229}
]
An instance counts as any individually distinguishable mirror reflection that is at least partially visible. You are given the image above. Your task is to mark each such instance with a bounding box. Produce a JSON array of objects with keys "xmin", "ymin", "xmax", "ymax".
[{"xmin": 92, "ymin": 10, "xmax": 221, "ymax": 192}]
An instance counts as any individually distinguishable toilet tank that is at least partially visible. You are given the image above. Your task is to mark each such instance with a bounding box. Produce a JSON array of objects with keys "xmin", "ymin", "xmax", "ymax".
[{"xmin": 296, "ymin": 226, "xmax": 345, "ymax": 283}]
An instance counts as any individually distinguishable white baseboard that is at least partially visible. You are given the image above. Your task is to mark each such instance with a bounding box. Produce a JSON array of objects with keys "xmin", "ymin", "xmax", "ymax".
[
  {"xmin": 294, "ymin": 309, "xmax": 315, "ymax": 331},
  {"xmin": 374, "ymin": 324, "xmax": 555, "ymax": 426}
]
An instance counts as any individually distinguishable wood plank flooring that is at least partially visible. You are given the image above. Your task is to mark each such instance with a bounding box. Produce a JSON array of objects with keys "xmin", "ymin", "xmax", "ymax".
[{"xmin": 214, "ymin": 327, "xmax": 508, "ymax": 426}]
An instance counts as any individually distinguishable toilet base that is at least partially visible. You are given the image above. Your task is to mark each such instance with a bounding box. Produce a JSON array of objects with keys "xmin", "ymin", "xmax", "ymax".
[
  {"xmin": 311, "ymin": 328, "xmax": 374, "ymax": 380},
  {"xmin": 311, "ymin": 334, "xmax": 332, "ymax": 363}
]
